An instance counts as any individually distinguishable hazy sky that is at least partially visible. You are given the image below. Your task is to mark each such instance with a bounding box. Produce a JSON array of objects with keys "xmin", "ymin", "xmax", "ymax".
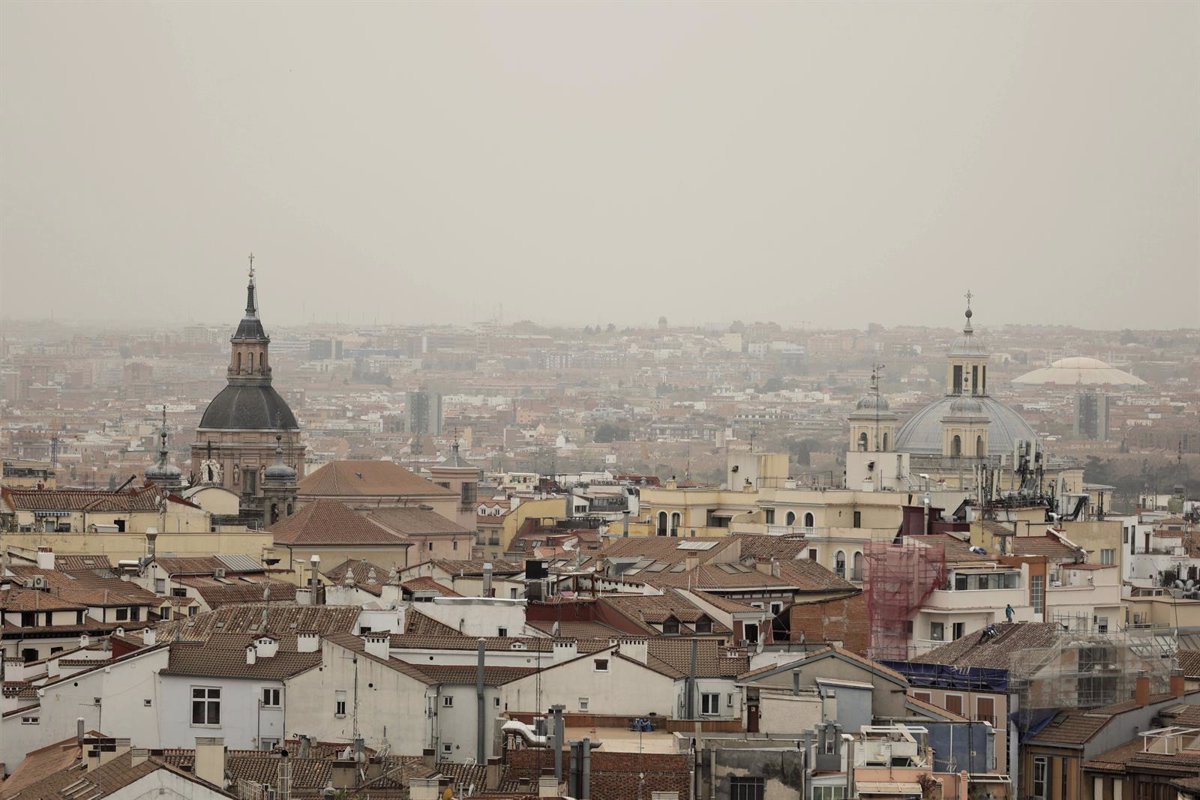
[{"xmin": 2, "ymin": 2, "xmax": 1197, "ymax": 330}]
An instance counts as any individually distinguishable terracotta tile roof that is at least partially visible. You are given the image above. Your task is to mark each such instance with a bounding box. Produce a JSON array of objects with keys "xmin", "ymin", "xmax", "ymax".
[
  {"xmin": 52, "ymin": 555, "xmax": 113, "ymax": 572},
  {"xmin": 906, "ymin": 694, "xmax": 968, "ymax": 722},
  {"xmin": 270, "ymin": 499, "xmax": 408, "ymax": 546},
  {"xmin": 404, "ymin": 609, "xmax": 463, "ymax": 637},
  {"xmin": 426, "ymin": 559, "xmax": 525, "ymax": 576},
  {"xmin": 690, "ymin": 590, "xmax": 761, "ymax": 614},
  {"xmin": 401, "ymin": 576, "xmax": 461, "ymax": 598},
  {"xmin": 1, "ymin": 746, "xmax": 227, "ymax": 800},
  {"xmin": 154, "ymin": 556, "xmax": 264, "ymax": 576},
  {"xmin": 324, "ymin": 558, "xmax": 393, "ymax": 596},
  {"xmin": 1027, "ymin": 711, "xmax": 1114, "ymax": 746},
  {"xmin": 156, "ymin": 603, "xmax": 361, "ymax": 642},
  {"xmin": 599, "ymin": 591, "xmax": 730, "ymax": 635},
  {"xmin": 527, "ymin": 620, "xmax": 625, "ymax": 639},
  {"xmin": 369, "ymin": 507, "xmax": 471, "ymax": 536},
  {"xmin": 908, "ymin": 622, "xmax": 1067, "ymax": 669},
  {"xmin": 0, "ymin": 589, "xmax": 86, "ymax": 612},
  {"xmin": 1008, "ymin": 534, "xmax": 1082, "ymax": 560},
  {"xmin": 161, "ymin": 638, "xmax": 322, "ymax": 681},
  {"xmin": 1, "ymin": 486, "xmax": 162, "ymax": 513},
  {"xmin": 405, "ymin": 663, "xmax": 541, "ymax": 686},
  {"xmin": 177, "ymin": 578, "xmax": 299, "ymax": 608},
  {"xmin": 647, "ymin": 638, "xmax": 749, "ymax": 678},
  {"xmin": 298, "ymin": 460, "xmax": 454, "ymax": 498},
  {"xmin": 732, "ymin": 534, "xmax": 812, "ymax": 561},
  {"xmin": 918, "ymin": 534, "xmax": 992, "ymax": 563},
  {"xmin": 598, "ymin": 536, "xmax": 738, "ymax": 564},
  {"xmin": 737, "ymin": 645, "xmax": 907, "ymax": 686}
]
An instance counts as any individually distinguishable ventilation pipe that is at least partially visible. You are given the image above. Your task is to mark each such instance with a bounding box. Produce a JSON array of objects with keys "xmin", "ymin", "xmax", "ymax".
[
  {"xmin": 551, "ymin": 704, "xmax": 566, "ymax": 783},
  {"xmin": 476, "ymin": 638, "xmax": 487, "ymax": 765},
  {"xmin": 482, "ymin": 563, "xmax": 493, "ymax": 598}
]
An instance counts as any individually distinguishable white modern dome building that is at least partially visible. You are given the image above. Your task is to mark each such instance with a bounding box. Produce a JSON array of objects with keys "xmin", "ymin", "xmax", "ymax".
[{"xmin": 1013, "ymin": 357, "xmax": 1146, "ymax": 387}]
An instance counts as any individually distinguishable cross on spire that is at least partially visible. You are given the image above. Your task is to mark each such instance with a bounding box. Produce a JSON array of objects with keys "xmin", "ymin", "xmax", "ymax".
[
  {"xmin": 248, "ymin": 252, "xmax": 255, "ymax": 280},
  {"xmin": 964, "ymin": 289, "xmax": 973, "ymax": 309}
]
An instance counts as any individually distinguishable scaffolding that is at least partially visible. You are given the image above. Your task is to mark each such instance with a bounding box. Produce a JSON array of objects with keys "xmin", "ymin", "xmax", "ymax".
[
  {"xmin": 1007, "ymin": 626, "xmax": 1177, "ymax": 732},
  {"xmin": 865, "ymin": 538, "xmax": 947, "ymax": 662}
]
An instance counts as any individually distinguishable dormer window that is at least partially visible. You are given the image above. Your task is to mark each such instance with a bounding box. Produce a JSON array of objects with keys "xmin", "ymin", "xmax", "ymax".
[
  {"xmin": 695, "ymin": 619, "xmax": 712, "ymax": 634},
  {"xmin": 663, "ymin": 619, "xmax": 680, "ymax": 635}
]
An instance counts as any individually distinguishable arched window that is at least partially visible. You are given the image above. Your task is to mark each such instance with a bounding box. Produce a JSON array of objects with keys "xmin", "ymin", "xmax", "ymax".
[
  {"xmin": 236, "ymin": 352, "xmax": 242, "ymax": 373},
  {"xmin": 857, "ymin": 432, "xmax": 869, "ymax": 452},
  {"xmin": 657, "ymin": 512, "xmax": 668, "ymax": 537},
  {"xmin": 951, "ymin": 435, "xmax": 962, "ymax": 457},
  {"xmin": 976, "ymin": 435, "xmax": 985, "ymax": 458},
  {"xmin": 852, "ymin": 552, "xmax": 863, "ymax": 581},
  {"xmin": 804, "ymin": 512, "xmax": 815, "ymax": 529},
  {"xmin": 882, "ymin": 432, "xmax": 889, "ymax": 451},
  {"xmin": 248, "ymin": 352, "xmax": 254, "ymax": 372},
  {"xmin": 785, "ymin": 511, "xmax": 796, "ymax": 527},
  {"xmin": 835, "ymin": 551, "xmax": 846, "ymax": 579},
  {"xmin": 670, "ymin": 512, "xmax": 681, "ymax": 537}
]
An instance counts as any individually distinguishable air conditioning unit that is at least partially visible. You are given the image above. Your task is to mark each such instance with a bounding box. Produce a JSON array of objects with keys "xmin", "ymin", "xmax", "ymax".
[
  {"xmin": 213, "ymin": 569, "xmax": 226, "ymax": 579},
  {"xmin": 30, "ymin": 576, "xmax": 48, "ymax": 590}
]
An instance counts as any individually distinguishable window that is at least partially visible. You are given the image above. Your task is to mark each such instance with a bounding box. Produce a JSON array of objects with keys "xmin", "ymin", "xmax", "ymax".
[
  {"xmin": 20, "ymin": 715, "xmax": 39, "ymax": 725},
  {"xmin": 1031, "ymin": 575, "xmax": 1045, "ymax": 614},
  {"xmin": 335, "ymin": 690, "xmax": 347, "ymax": 717},
  {"xmin": 765, "ymin": 509, "xmax": 775, "ymax": 524},
  {"xmin": 804, "ymin": 512, "xmax": 815, "ymax": 529},
  {"xmin": 857, "ymin": 432, "xmax": 869, "ymax": 452},
  {"xmin": 1096, "ymin": 616, "xmax": 1109, "ymax": 634},
  {"xmin": 730, "ymin": 776, "xmax": 765, "ymax": 800},
  {"xmin": 912, "ymin": 691, "xmax": 931, "ymax": 703},
  {"xmin": 930, "ymin": 622, "xmax": 945, "ymax": 641},
  {"xmin": 442, "ymin": 742, "xmax": 453, "ymax": 755},
  {"xmin": 657, "ymin": 512, "xmax": 668, "ymax": 536},
  {"xmin": 443, "ymin": 696, "xmax": 454, "ymax": 708},
  {"xmin": 498, "ymin": 627, "xmax": 508, "ymax": 637},
  {"xmin": 579, "ymin": 698, "xmax": 589, "ymax": 711},
  {"xmin": 663, "ymin": 619, "xmax": 680, "ymax": 635},
  {"xmin": 812, "ymin": 788, "xmax": 846, "ymax": 800},
  {"xmin": 453, "ymin": 540, "xmax": 458, "ymax": 551},
  {"xmin": 115, "ymin": 608, "xmax": 129, "ymax": 622},
  {"xmin": 744, "ymin": 623, "xmax": 759, "ymax": 644},
  {"xmin": 808, "ymin": 549, "xmax": 818, "ymax": 561},
  {"xmin": 172, "ymin": 587, "xmax": 187, "ymax": 598},
  {"xmin": 261, "ymin": 688, "xmax": 281, "ymax": 708},
  {"xmin": 944, "ymin": 694, "xmax": 963, "ymax": 716},
  {"xmin": 695, "ymin": 619, "xmax": 712, "ymax": 634},
  {"xmin": 261, "ymin": 738, "xmax": 279, "ymax": 751},
  {"xmin": 1033, "ymin": 756, "xmax": 1048, "ymax": 799},
  {"xmin": 977, "ymin": 696, "xmax": 995, "ymax": 725},
  {"xmin": 835, "ymin": 551, "xmax": 846, "ymax": 578},
  {"xmin": 786, "ymin": 511, "xmax": 796, "ymax": 526},
  {"xmin": 155, "ymin": 578, "xmax": 166, "ymax": 593},
  {"xmin": 852, "ymin": 511, "xmax": 861, "ymax": 528},
  {"xmin": 952, "ymin": 622, "xmax": 965, "ymax": 640},
  {"xmin": 769, "ymin": 602, "xmax": 783, "ymax": 616},
  {"xmin": 701, "ymin": 693, "xmax": 721, "ymax": 715},
  {"xmin": 192, "ymin": 687, "xmax": 221, "ymax": 726},
  {"xmin": 951, "ymin": 435, "xmax": 962, "ymax": 457},
  {"xmin": 593, "ymin": 659, "xmax": 609, "ymax": 673},
  {"xmin": 1101, "ymin": 549, "xmax": 1115, "ymax": 565}
]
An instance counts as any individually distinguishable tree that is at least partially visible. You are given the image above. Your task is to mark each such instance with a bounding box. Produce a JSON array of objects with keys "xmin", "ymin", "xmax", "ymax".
[{"xmin": 594, "ymin": 423, "xmax": 630, "ymax": 443}]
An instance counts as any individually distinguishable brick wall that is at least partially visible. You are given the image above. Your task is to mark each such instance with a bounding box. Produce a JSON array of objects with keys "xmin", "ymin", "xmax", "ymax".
[
  {"xmin": 505, "ymin": 745, "xmax": 691, "ymax": 800},
  {"xmin": 789, "ymin": 592, "xmax": 869, "ymax": 655}
]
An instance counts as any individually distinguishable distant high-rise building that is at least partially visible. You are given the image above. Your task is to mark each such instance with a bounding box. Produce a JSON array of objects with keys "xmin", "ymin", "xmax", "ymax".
[
  {"xmin": 1075, "ymin": 392, "xmax": 1111, "ymax": 440},
  {"xmin": 406, "ymin": 390, "xmax": 443, "ymax": 436},
  {"xmin": 308, "ymin": 338, "xmax": 343, "ymax": 361}
]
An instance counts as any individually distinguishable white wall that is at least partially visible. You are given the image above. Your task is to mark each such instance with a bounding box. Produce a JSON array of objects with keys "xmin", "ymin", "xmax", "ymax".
[
  {"xmin": 417, "ymin": 600, "xmax": 531, "ymax": 637},
  {"xmin": 501, "ymin": 648, "xmax": 675, "ymax": 718},
  {"xmin": 285, "ymin": 639, "xmax": 434, "ymax": 757},
  {"xmin": 435, "ymin": 683, "xmax": 503, "ymax": 763},
  {"xmin": 1, "ymin": 647, "xmax": 168, "ymax": 773},
  {"xmin": 157, "ymin": 674, "xmax": 286, "ymax": 750}
]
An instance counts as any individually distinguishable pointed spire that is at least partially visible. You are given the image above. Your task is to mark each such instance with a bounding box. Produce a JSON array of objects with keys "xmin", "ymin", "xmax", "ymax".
[
  {"xmin": 245, "ymin": 252, "xmax": 258, "ymax": 318},
  {"xmin": 157, "ymin": 405, "xmax": 170, "ymax": 467}
]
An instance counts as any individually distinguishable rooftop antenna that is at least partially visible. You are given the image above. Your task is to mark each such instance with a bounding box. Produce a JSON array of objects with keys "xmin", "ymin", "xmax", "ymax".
[{"xmin": 871, "ymin": 363, "xmax": 886, "ymax": 451}]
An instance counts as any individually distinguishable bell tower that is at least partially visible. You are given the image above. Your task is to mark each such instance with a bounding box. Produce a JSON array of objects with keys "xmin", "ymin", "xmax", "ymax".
[
  {"xmin": 228, "ymin": 254, "xmax": 271, "ymax": 384},
  {"xmin": 848, "ymin": 365, "xmax": 897, "ymax": 453},
  {"xmin": 946, "ymin": 291, "xmax": 989, "ymax": 397}
]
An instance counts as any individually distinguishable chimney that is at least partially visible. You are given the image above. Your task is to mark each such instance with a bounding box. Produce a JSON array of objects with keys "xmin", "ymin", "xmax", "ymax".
[
  {"xmin": 552, "ymin": 640, "xmax": 577, "ymax": 663},
  {"xmin": 331, "ymin": 760, "xmax": 357, "ymax": 789},
  {"xmin": 483, "ymin": 562, "xmax": 494, "ymax": 598},
  {"xmin": 79, "ymin": 633, "xmax": 90, "ymax": 650},
  {"xmin": 246, "ymin": 645, "xmax": 257, "ymax": 666},
  {"xmin": 755, "ymin": 560, "xmax": 772, "ymax": 576},
  {"xmin": 539, "ymin": 776, "xmax": 561, "ymax": 798},
  {"xmin": 142, "ymin": 628, "xmax": 156, "ymax": 647},
  {"xmin": 486, "ymin": 757, "xmax": 503, "ymax": 790},
  {"xmin": 771, "ymin": 558, "xmax": 781, "ymax": 579},
  {"xmin": 421, "ymin": 748, "xmax": 436, "ymax": 769},
  {"xmin": 296, "ymin": 630, "xmax": 319, "ymax": 653},
  {"xmin": 298, "ymin": 735, "xmax": 312, "ymax": 759},
  {"xmin": 131, "ymin": 748, "xmax": 149, "ymax": 767},
  {"xmin": 617, "ymin": 638, "xmax": 647, "ymax": 665},
  {"xmin": 255, "ymin": 635, "xmax": 279, "ymax": 659},
  {"xmin": 1136, "ymin": 674, "xmax": 1151, "ymax": 707},
  {"xmin": 194, "ymin": 737, "xmax": 225, "ymax": 787},
  {"xmin": 1171, "ymin": 671, "xmax": 1186, "ymax": 698},
  {"xmin": 410, "ymin": 778, "xmax": 441, "ymax": 800},
  {"xmin": 363, "ymin": 631, "xmax": 390, "ymax": 660},
  {"xmin": 36, "ymin": 547, "xmax": 55, "ymax": 571},
  {"xmin": 685, "ymin": 555, "xmax": 699, "ymax": 573}
]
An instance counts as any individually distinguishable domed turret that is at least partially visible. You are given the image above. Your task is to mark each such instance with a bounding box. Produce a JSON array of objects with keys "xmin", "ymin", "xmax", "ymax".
[
  {"xmin": 145, "ymin": 406, "xmax": 184, "ymax": 492},
  {"xmin": 848, "ymin": 366, "xmax": 898, "ymax": 452}
]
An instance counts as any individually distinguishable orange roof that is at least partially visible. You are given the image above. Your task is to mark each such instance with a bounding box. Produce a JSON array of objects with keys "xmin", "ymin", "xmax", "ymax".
[{"xmin": 298, "ymin": 460, "xmax": 453, "ymax": 498}]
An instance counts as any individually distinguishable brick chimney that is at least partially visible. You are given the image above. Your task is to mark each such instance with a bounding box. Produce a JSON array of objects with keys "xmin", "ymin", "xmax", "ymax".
[
  {"xmin": 1171, "ymin": 671, "xmax": 1186, "ymax": 698},
  {"xmin": 194, "ymin": 737, "xmax": 226, "ymax": 787},
  {"xmin": 1136, "ymin": 674, "xmax": 1150, "ymax": 707}
]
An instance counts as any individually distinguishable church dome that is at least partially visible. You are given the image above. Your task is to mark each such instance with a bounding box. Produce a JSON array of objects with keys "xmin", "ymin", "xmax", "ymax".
[
  {"xmin": 855, "ymin": 393, "xmax": 890, "ymax": 412},
  {"xmin": 896, "ymin": 396, "xmax": 1036, "ymax": 456},
  {"xmin": 947, "ymin": 396, "xmax": 984, "ymax": 416},
  {"xmin": 198, "ymin": 384, "xmax": 298, "ymax": 431},
  {"xmin": 265, "ymin": 459, "xmax": 298, "ymax": 483},
  {"xmin": 1012, "ymin": 357, "xmax": 1146, "ymax": 387}
]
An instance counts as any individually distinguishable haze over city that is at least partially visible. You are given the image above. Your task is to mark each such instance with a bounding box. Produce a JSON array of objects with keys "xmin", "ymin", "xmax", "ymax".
[{"xmin": 3, "ymin": 1, "xmax": 1198, "ymax": 329}]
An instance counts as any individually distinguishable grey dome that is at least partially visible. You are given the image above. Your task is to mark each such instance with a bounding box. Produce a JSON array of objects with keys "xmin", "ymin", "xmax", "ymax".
[
  {"xmin": 947, "ymin": 397, "xmax": 985, "ymax": 416},
  {"xmin": 856, "ymin": 394, "xmax": 890, "ymax": 412},
  {"xmin": 895, "ymin": 396, "xmax": 1036, "ymax": 456},
  {"xmin": 145, "ymin": 461, "xmax": 183, "ymax": 482},
  {"xmin": 198, "ymin": 384, "xmax": 299, "ymax": 431},
  {"xmin": 265, "ymin": 461, "xmax": 297, "ymax": 482},
  {"xmin": 234, "ymin": 316, "xmax": 267, "ymax": 341}
]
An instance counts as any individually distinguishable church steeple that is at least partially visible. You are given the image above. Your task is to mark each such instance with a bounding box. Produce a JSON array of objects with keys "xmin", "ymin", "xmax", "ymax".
[
  {"xmin": 229, "ymin": 253, "xmax": 272, "ymax": 385},
  {"xmin": 145, "ymin": 405, "xmax": 184, "ymax": 491},
  {"xmin": 947, "ymin": 290, "xmax": 989, "ymax": 397}
]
